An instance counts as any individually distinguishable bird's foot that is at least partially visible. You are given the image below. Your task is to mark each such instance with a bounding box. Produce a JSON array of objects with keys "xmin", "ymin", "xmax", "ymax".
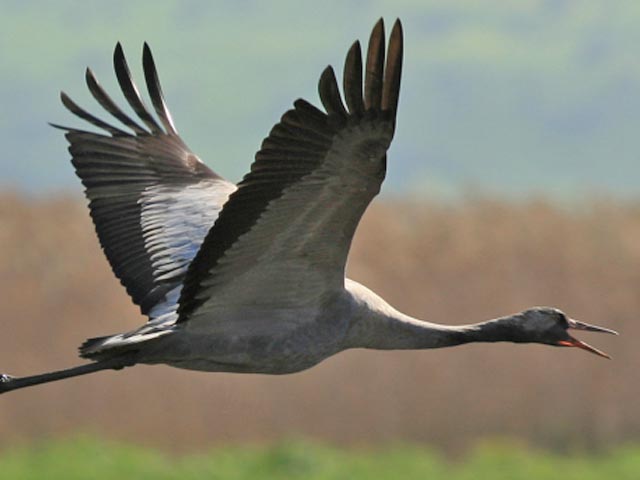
[{"xmin": 0, "ymin": 373, "xmax": 15, "ymax": 393}]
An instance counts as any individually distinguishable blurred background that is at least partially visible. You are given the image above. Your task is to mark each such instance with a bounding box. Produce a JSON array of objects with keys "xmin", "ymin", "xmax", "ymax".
[{"xmin": 1, "ymin": 0, "xmax": 639, "ymax": 477}]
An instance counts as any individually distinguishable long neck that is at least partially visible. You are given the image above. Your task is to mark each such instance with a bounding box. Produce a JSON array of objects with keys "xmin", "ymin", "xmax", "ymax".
[{"xmin": 342, "ymin": 282, "xmax": 523, "ymax": 350}]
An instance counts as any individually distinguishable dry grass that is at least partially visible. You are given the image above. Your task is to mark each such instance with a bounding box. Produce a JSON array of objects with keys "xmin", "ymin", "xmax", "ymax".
[{"xmin": 0, "ymin": 193, "xmax": 636, "ymax": 452}]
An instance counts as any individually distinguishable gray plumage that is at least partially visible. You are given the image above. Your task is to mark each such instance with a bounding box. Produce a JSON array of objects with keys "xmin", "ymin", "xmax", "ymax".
[{"xmin": 0, "ymin": 19, "xmax": 616, "ymax": 395}]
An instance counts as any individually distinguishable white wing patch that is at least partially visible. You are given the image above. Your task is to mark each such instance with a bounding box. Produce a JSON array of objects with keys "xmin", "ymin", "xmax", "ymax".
[{"xmin": 139, "ymin": 179, "xmax": 236, "ymax": 320}]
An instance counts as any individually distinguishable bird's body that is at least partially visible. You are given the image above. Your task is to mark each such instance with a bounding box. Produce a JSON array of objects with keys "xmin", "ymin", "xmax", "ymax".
[
  {"xmin": 0, "ymin": 19, "xmax": 616, "ymax": 395},
  {"xmin": 135, "ymin": 279, "xmax": 467, "ymax": 374},
  {"xmin": 139, "ymin": 279, "xmax": 357, "ymax": 374}
]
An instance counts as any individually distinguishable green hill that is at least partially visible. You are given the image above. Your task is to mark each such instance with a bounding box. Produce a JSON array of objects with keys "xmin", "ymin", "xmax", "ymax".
[{"xmin": 2, "ymin": 1, "xmax": 640, "ymax": 199}]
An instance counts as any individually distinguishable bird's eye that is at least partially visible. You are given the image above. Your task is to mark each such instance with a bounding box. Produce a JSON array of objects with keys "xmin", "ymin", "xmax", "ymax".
[{"xmin": 557, "ymin": 313, "xmax": 569, "ymax": 328}]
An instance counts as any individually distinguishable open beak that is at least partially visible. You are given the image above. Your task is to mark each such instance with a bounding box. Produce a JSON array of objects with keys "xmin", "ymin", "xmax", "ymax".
[{"xmin": 558, "ymin": 319, "xmax": 619, "ymax": 359}]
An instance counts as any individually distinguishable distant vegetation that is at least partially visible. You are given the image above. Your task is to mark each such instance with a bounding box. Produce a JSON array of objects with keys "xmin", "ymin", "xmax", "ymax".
[
  {"xmin": 2, "ymin": 1, "xmax": 640, "ymax": 198},
  {"xmin": 1, "ymin": 437, "xmax": 639, "ymax": 480},
  {"xmin": 0, "ymin": 194, "xmax": 634, "ymax": 452}
]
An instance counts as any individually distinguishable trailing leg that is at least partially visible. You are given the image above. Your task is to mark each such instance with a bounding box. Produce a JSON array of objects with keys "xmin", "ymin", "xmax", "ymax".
[{"xmin": 0, "ymin": 354, "xmax": 137, "ymax": 395}]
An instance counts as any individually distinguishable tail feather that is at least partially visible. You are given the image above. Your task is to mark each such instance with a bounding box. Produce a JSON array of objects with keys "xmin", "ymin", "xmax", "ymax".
[
  {"xmin": 79, "ymin": 327, "xmax": 172, "ymax": 360},
  {"xmin": 78, "ymin": 335, "xmax": 116, "ymax": 359}
]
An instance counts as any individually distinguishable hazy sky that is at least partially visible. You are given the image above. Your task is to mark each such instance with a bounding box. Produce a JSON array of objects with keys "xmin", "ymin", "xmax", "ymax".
[{"xmin": 2, "ymin": 0, "xmax": 640, "ymax": 200}]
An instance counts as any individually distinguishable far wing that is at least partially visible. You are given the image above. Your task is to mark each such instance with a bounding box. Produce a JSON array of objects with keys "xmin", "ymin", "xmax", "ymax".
[
  {"xmin": 55, "ymin": 43, "xmax": 236, "ymax": 320},
  {"xmin": 178, "ymin": 19, "xmax": 403, "ymax": 320}
]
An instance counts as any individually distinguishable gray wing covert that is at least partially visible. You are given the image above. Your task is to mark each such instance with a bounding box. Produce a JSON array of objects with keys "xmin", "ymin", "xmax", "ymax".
[{"xmin": 178, "ymin": 19, "xmax": 403, "ymax": 321}]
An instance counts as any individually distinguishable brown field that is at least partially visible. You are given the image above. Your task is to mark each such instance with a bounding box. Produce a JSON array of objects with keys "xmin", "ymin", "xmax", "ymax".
[{"xmin": 0, "ymin": 193, "xmax": 636, "ymax": 452}]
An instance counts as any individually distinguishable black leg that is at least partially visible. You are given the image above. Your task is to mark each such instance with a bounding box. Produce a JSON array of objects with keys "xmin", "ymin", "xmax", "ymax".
[{"xmin": 0, "ymin": 355, "xmax": 137, "ymax": 395}]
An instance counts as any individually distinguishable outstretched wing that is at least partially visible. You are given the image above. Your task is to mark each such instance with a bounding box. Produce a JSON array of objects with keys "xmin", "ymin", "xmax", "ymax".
[
  {"xmin": 55, "ymin": 43, "xmax": 236, "ymax": 320},
  {"xmin": 178, "ymin": 19, "xmax": 403, "ymax": 321}
]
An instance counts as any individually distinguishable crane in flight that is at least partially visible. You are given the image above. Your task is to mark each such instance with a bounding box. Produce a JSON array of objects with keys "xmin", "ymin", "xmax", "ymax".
[{"xmin": 0, "ymin": 19, "xmax": 617, "ymax": 395}]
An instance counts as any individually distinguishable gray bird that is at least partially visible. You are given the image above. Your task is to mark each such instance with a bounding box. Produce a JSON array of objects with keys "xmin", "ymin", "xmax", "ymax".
[{"xmin": 0, "ymin": 19, "xmax": 617, "ymax": 395}]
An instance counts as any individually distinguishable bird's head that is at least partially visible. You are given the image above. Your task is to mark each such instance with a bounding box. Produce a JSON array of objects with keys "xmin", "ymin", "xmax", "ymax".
[{"xmin": 515, "ymin": 307, "xmax": 618, "ymax": 358}]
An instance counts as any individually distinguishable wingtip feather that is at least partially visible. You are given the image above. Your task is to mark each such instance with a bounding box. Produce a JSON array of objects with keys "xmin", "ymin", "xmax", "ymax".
[
  {"xmin": 85, "ymin": 62, "xmax": 148, "ymax": 135},
  {"xmin": 60, "ymin": 91, "xmax": 127, "ymax": 136},
  {"xmin": 112, "ymin": 42, "xmax": 164, "ymax": 134},
  {"xmin": 364, "ymin": 18, "xmax": 386, "ymax": 111},
  {"xmin": 343, "ymin": 40, "xmax": 364, "ymax": 116},
  {"xmin": 142, "ymin": 42, "xmax": 178, "ymax": 135},
  {"xmin": 318, "ymin": 66, "xmax": 348, "ymax": 119},
  {"xmin": 381, "ymin": 18, "xmax": 403, "ymax": 116}
]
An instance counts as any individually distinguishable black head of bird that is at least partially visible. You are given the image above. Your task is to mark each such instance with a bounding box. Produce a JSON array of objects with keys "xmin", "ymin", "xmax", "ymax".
[{"xmin": 501, "ymin": 307, "xmax": 618, "ymax": 358}]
